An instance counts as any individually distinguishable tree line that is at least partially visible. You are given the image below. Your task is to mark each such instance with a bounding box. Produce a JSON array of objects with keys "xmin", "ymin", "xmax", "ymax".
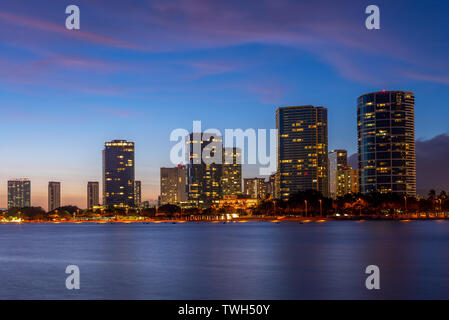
[{"xmin": 1, "ymin": 189, "xmax": 448, "ymax": 221}]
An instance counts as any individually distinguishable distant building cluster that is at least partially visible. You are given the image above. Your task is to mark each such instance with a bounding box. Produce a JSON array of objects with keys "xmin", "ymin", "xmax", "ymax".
[
  {"xmin": 5, "ymin": 91, "xmax": 417, "ymax": 211},
  {"xmin": 6, "ymin": 139, "xmax": 142, "ymax": 212}
]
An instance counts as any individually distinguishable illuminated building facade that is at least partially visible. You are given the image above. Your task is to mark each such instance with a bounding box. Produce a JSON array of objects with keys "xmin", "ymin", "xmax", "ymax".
[
  {"xmin": 216, "ymin": 195, "xmax": 259, "ymax": 212},
  {"xmin": 357, "ymin": 91, "xmax": 416, "ymax": 195},
  {"xmin": 335, "ymin": 167, "xmax": 359, "ymax": 197},
  {"xmin": 276, "ymin": 105, "xmax": 329, "ymax": 200},
  {"xmin": 186, "ymin": 132, "xmax": 223, "ymax": 207},
  {"xmin": 48, "ymin": 181, "xmax": 61, "ymax": 212},
  {"xmin": 266, "ymin": 174, "xmax": 276, "ymax": 199},
  {"xmin": 349, "ymin": 168, "xmax": 360, "ymax": 194},
  {"xmin": 7, "ymin": 179, "xmax": 31, "ymax": 209},
  {"xmin": 87, "ymin": 181, "xmax": 100, "ymax": 209},
  {"xmin": 244, "ymin": 178, "xmax": 267, "ymax": 199},
  {"xmin": 103, "ymin": 140, "xmax": 135, "ymax": 207},
  {"xmin": 222, "ymin": 147, "xmax": 242, "ymax": 196},
  {"xmin": 134, "ymin": 180, "xmax": 142, "ymax": 207},
  {"xmin": 160, "ymin": 166, "xmax": 187, "ymax": 205},
  {"xmin": 329, "ymin": 150, "xmax": 348, "ymax": 199}
]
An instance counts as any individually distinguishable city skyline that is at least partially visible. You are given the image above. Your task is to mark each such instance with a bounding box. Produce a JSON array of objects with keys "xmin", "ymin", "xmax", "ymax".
[
  {"xmin": 1, "ymin": 1, "xmax": 449, "ymax": 208},
  {"xmin": 0, "ymin": 93, "xmax": 447, "ymax": 210}
]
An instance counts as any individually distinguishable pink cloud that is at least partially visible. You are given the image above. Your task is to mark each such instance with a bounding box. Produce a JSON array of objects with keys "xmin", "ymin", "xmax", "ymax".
[
  {"xmin": 244, "ymin": 81, "xmax": 286, "ymax": 104},
  {"xmin": 0, "ymin": 10, "xmax": 143, "ymax": 50},
  {"xmin": 317, "ymin": 50, "xmax": 386, "ymax": 85},
  {"xmin": 0, "ymin": 1, "xmax": 447, "ymax": 90}
]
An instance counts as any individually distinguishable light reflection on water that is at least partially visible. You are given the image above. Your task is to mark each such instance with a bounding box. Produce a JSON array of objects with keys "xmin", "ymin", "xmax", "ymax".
[{"xmin": 0, "ymin": 221, "xmax": 448, "ymax": 300}]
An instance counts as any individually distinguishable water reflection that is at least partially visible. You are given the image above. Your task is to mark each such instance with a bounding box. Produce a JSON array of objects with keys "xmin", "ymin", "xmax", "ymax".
[{"xmin": 0, "ymin": 221, "xmax": 448, "ymax": 299}]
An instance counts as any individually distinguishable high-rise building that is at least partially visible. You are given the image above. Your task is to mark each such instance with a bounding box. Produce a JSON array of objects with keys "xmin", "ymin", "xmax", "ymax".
[
  {"xmin": 48, "ymin": 181, "xmax": 61, "ymax": 212},
  {"xmin": 276, "ymin": 105, "xmax": 329, "ymax": 200},
  {"xmin": 186, "ymin": 132, "xmax": 223, "ymax": 207},
  {"xmin": 335, "ymin": 167, "xmax": 359, "ymax": 197},
  {"xmin": 349, "ymin": 168, "xmax": 360, "ymax": 194},
  {"xmin": 244, "ymin": 178, "xmax": 267, "ymax": 199},
  {"xmin": 328, "ymin": 150, "xmax": 360, "ymax": 198},
  {"xmin": 266, "ymin": 174, "xmax": 276, "ymax": 199},
  {"xmin": 221, "ymin": 147, "xmax": 242, "ymax": 196},
  {"xmin": 103, "ymin": 140, "xmax": 135, "ymax": 207},
  {"xmin": 160, "ymin": 165, "xmax": 187, "ymax": 205},
  {"xmin": 329, "ymin": 150, "xmax": 348, "ymax": 199},
  {"xmin": 7, "ymin": 179, "xmax": 31, "ymax": 209},
  {"xmin": 87, "ymin": 182, "xmax": 100, "ymax": 209},
  {"xmin": 357, "ymin": 91, "xmax": 416, "ymax": 195},
  {"xmin": 134, "ymin": 181, "xmax": 142, "ymax": 207}
]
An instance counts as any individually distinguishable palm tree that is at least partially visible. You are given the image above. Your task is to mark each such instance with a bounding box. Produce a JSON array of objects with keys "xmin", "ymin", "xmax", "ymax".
[{"xmin": 428, "ymin": 189, "xmax": 436, "ymax": 201}]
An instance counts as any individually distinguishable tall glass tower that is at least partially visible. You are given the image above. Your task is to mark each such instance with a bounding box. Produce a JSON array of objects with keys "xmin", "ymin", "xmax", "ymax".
[
  {"xmin": 48, "ymin": 181, "xmax": 61, "ymax": 212},
  {"xmin": 276, "ymin": 105, "xmax": 329, "ymax": 200},
  {"xmin": 103, "ymin": 140, "xmax": 135, "ymax": 207},
  {"xmin": 357, "ymin": 91, "xmax": 416, "ymax": 196}
]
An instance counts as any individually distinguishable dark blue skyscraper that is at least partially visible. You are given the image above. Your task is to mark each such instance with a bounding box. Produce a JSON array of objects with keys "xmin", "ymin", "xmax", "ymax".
[
  {"xmin": 276, "ymin": 106, "xmax": 329, "ymax": 200},
  {"xmin": 357, "ymin": 91, "xmax": 416, "ymax": 196},
  {"xmin": 103, "ymin": 140, "xmax": 135, "ymax": 207}
]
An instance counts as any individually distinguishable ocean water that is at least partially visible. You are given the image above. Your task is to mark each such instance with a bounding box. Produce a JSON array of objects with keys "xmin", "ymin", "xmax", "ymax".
[{"xmin": 0, "ymin": 221, "xmax": 448, "ymax": 300}]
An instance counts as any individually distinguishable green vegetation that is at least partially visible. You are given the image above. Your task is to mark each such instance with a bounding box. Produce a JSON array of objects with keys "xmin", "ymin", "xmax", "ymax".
[{"xmin": 1, "ymin": 189, "xmax": 448, "ymax": 222}]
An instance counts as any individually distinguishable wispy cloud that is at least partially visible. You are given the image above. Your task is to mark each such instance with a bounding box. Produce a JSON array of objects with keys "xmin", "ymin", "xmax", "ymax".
[
  {"xmin": 0, "ymin": 0, "xmax": 448, "ymax": 94},
  {"xmin": 244, "ymin": 80, "xmax": 286, "ymax": 104},
  {"xmin": 0, "ymin": 10, "xmax": 144, "ymax": 50},
  {"xmin": 403, "ymin": 72, "xmax": 449, "ymax": 86}
]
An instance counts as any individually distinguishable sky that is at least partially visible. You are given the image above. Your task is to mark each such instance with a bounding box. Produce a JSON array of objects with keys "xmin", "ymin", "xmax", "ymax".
[{"xmin": 0, "ymin": 0, "xmax": 448, "ymax": 209}]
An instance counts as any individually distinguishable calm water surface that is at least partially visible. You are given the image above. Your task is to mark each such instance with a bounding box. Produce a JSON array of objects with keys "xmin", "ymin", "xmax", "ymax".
[{"xmin": 0, "ymin": 221, "xmax": 448, "ymax": 299}]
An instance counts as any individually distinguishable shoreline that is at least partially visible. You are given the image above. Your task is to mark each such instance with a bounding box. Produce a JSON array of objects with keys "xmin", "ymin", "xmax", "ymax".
[{"xmin": 1, "ymin": 215, "xmax": 448, "ymax": 224}]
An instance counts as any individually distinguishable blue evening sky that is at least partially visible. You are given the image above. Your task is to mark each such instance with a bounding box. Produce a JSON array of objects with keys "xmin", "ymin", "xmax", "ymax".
[{"xmin": 0, "ymin": 0, "xmax": 448, "ymax": 208}]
